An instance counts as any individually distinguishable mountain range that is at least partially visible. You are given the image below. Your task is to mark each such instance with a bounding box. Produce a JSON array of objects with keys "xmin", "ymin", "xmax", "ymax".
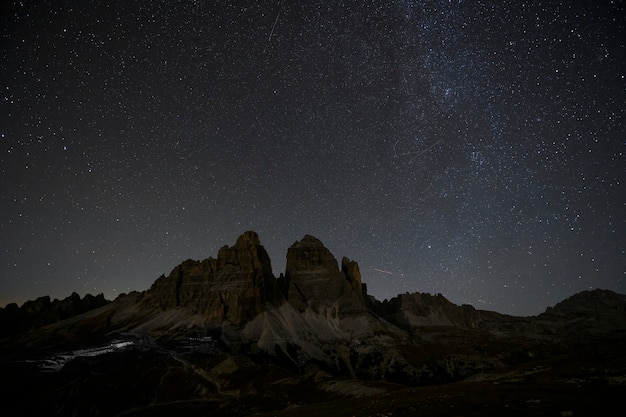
[{"xmin": 2, "ymin": 231, "xmax": 626, "ymax": 416}]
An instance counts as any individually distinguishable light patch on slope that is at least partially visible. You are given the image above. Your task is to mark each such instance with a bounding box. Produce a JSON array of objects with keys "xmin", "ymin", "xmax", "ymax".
[{"xmin": 241, "ymin": 303, "xmax": 373, "ymax": 361}]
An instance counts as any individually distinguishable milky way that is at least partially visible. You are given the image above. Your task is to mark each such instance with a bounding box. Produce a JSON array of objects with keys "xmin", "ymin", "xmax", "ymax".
[{"xmin": 1, "ymin": 0, "xmax": 625, "ymax": 315}]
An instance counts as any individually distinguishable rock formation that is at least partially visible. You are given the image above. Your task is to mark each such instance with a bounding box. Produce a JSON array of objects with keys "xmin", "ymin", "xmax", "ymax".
[
  {"xmin": 146, "ymin": 231, "xmax": 278, "ymax": 326},
  {"xmin": 279, "ymin": 235, "xmax": 366, "ymax": 317},
  {"xmin": 2, "ymin": 231, "xmax": 626, "ymax": 417},
  {"xmin": 534, "ymin": 288, "xmax": 626, "ymax": 336},
  {"xmin": 369, "ymin": 292, "xmax": 489, "ymax": 328}
]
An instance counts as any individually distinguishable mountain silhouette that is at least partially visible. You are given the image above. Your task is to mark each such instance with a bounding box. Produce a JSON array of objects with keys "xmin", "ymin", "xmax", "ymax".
[{"xmin": 2, "ymin": 231, "xmax": 625, "ymax": 416}]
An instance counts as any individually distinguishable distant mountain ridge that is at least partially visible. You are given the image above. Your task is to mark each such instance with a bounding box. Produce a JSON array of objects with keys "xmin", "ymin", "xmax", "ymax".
[
  {"xmin": 2, "ymin": 231, "xmax": 626, "ymax": 417},
  {"xmin": 0, "ymin": 292, "xmax": 109, "ymax": 335},
  {"xmin": 2, "ymin": 231, "xmax": 624, "ymax": 341}
]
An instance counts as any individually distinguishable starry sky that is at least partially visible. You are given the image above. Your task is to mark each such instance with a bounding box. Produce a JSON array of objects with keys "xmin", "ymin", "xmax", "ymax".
[{"xmin": 1, "ymin": 0, "xmax": 625, "ymax": 316}]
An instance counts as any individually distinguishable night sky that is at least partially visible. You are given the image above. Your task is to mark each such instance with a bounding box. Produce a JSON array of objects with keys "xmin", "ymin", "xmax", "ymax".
[{"xmin": 2, "ymin": 1, "xmax": 625, "ymax": 316}]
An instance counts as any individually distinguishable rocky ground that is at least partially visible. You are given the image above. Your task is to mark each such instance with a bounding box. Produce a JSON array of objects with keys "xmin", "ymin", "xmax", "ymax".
[{"xmin": 3, "ymin": 325, "xmax": 625, "ymax": 417}]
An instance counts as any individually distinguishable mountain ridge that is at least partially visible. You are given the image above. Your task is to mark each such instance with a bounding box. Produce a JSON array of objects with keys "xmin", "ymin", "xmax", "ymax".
[
  {"xmin": 2, "ymin": 231, "xmax": 626, "ymax": 416},
  {"xmin": 2, "ymin": 230, "xmax": 624, "ymax": 339}
]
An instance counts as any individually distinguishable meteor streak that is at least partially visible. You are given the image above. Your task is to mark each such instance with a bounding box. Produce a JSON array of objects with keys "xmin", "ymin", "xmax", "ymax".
[
  {"xmin": 406, "ymin": 139, "xmax": 445, "ymax": 163},
  {"xmin": 264, "ymin": 0, "xmax": 285, "ymax": 53},
  {"xmin": 373, "ymin": 268, "xmax": 393, "ymax": 275}
]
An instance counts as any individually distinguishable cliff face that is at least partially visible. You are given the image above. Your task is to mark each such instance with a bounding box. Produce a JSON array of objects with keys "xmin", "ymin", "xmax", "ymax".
[
  {"xmin": 280, "ymin": 235, "xmax": 366, "ymax": 317},
  {"xmin": 147, "ymin": 231, "xmax": 278, "ymax": 326},
  {"xmin": 146, "ymin": 232, "xmax": 367, "ymax": 326}
]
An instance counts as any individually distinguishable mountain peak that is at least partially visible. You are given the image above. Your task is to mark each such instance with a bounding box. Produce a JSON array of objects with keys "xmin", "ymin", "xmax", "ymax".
[
  {"xmin": 147, "ymin": 231, "xmax": 276, "ymax": 326},
  {"xmin": 286, "ymin": 234, "xmax": 339, "ymax": 272},
  {"xmin": 291, "ymin": 234, "xmax": 325, "ymax": 248},
  {"xmin": 282, "ymin": 235, "xmax": 366, "ymax": 315},
  {"xmin": 545, "ymin": 289, "xmax": 626, "ymax": 315},
  {"xmin": 235, "ymin": 230, "xmax": 262, "ymax": 247}
]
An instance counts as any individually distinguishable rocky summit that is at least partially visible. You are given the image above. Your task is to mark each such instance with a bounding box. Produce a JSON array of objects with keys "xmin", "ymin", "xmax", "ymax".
[
  {"xmin": 1, "ymin": 231, "xmax": 626, "ymax": 417},
  {"xmin": 280, "ymin": 234, "xmax": 366, "ymax": 316},
  {"xmin": 147, "ymin": 231, "xmax": 277, "ymax": 326}
]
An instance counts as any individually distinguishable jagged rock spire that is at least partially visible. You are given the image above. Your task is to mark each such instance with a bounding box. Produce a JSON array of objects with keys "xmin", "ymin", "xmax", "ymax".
[
  {"xmin": 147, "ymin": 231, "xmax": 367, "ymax": 326},
  {"xmin": 282, "ymin": 235, "xmax": 366, "ymax": 316},
  {"xmin": 147, "ymin": 231, "xmax": 277, "ymax": 326}
]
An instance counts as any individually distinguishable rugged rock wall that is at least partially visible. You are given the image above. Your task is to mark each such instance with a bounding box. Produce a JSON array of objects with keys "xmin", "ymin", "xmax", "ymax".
[
  {"xmin": 141, "ymin": 232, "xmax": 369, "ymax": 330},
  {"xmin": 147, "ymin": 231, "xmax": 278, "ymax": 326},
  {"xmin": 280, "ymin": 235, "xmax": 366, "ymax": 317},
  {"xmin": 370, "ymin": 292, "xmax": 485, "ymax": 328}
]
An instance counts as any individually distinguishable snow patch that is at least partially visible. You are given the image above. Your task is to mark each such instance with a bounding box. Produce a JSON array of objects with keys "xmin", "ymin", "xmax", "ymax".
[{"xmin": 36, "ymin": 339, "xmax": 135, "ymax": 372}]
